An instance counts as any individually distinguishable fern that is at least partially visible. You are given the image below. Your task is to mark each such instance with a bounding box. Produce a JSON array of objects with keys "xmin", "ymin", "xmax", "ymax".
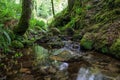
[{"xmin": 0, "ymin": 25, "xmax": 12, "ymax": 52}]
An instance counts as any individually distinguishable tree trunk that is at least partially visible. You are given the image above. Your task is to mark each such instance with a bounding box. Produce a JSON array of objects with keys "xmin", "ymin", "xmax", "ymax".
[
  {"xmin": 68, "ymin": 0, "xmax": 75, "ymax": 11},
  {"xmin": 51, "ymin": 0, "xmax": 55, "ymax": 18},
  {"xmin": 14, "ymin": 0, "xmax": 32, "ymax": 35}
]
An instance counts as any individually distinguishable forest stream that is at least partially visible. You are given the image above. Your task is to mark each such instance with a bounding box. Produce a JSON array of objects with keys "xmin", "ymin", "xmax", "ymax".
[{"xmin": 7, "ymin": 35, "xmax": 119, "ymax": 80}]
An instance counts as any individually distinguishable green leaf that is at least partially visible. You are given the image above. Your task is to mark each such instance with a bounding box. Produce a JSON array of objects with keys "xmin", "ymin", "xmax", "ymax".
[{"xmin": 3, "ymin": 31, "xmax": 11, "ymax": 44}]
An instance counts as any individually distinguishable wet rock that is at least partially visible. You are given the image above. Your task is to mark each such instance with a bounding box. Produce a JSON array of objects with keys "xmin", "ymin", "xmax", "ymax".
[
  {"xmin": 51, "ymin": 49, "xmax": 74, "ymax": 61},
  {"xmin": 63, "ymin": 41, "xmax": 81, "ymax": 53}
]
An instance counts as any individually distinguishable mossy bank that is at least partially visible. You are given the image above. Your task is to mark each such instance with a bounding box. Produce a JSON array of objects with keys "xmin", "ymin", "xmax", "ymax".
[{"xmin": 49, "ymin": 0, "xmax": 120, "ymax": 59}]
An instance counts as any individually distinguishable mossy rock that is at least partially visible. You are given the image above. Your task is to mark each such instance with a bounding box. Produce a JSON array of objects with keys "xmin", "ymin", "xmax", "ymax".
[
  {"xmin": 11, "ymin": 40, "xmax": 24, "ymax": 48},
  {"xmin": 110, "ymin": 38, "xmax": 120, "ymax": 58},
  {"xmin": 80, "ymin": 33, "xmax": 94, "ymax": 50}
]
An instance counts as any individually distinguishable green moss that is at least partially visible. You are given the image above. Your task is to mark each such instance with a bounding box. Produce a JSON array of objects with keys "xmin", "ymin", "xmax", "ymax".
[
  {"xmin": 11, "ymin": 40, "xmax": 24, "ymax": 48},
  {"xmin": 80, "ymin": 33, "xmax": 94, "ymax": 50},
  {"xmin": 75, "ymin": 8, "xmax": 83, "ymax": 15},
  {"xmin": 101, "ymin": 46, "xmax": 109, "ymax": 53},
  {"xmin": 61, "ymin": 18, "xmax": 75, "ymax": 30},
  {"xmin": 88, "ymin": 23, "xmax": 102, "ymax": 32},
  {"xmin": 110, "ymin": 38, "xmax": 120, "ymax": 58},
  {"xmin": 81, "ymin": 39, "xmax": 93, "ymax": 50},
  {"xmin": 49, "ymin": 0, "xmax": 120, "ymax": 59},
  {"xmin": 86, "ymin": 4, "xmax": 92, "ymax": 10},
  {"xmin": 94, "ymin": 33, "xmax": 109, "ymax": 51},
  {"xmin": 94, "ymin": 8, "xmax": 120, "ymax": 23},
  {"xmin": 49, "ymin": 8, "xmax": 70, "ymax": 28}
]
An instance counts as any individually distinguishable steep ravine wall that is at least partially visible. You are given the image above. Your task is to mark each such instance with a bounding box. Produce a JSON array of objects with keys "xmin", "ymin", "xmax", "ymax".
[{"xmin": 49, "ymin": 0, "xmax": 120, "ymax": 59}]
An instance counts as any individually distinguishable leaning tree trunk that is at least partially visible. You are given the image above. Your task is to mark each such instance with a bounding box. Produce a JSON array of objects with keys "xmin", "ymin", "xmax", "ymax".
[{"xmin": 14, "ymin": 0, "xmax": 32, "ymax": 35}]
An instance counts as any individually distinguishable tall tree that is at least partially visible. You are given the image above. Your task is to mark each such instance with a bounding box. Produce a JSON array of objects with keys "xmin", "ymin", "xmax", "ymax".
[
  {"xmin": 14, "ymin": 0, "xmax": 32, "ymax": 35},
  {"xmin": 51, "ymin": 0, "xmax": 55, "ymax": 17}
]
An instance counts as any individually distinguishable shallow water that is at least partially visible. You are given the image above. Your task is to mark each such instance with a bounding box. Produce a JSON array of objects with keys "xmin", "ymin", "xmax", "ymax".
[
  {"xmin": 34, "ymin": 40, "xmax": 120, "ymax": 80},
  {"xmin": 76, "ymin": 67, "xmax": 110, "ymax": 80}
]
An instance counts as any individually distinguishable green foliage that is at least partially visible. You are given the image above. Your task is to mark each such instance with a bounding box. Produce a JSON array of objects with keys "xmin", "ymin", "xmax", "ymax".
[
  {"xmin": 36, "ymin": 20, "xmax": 45, "ymax": 27},
  {"xmin": 0, "ymin": 0, "xmax": 21, "ymax": 20},
  {"xmin": 30, "ymin": 18, "xmax": 37, "ymax": 28},
  {"xmin": 30, "ymin": 19, "xmax": 45, "ymax": 27},
  {"xmin": 11, "ymin": 40, "xmax": 24, "ymax": 48},
  {"xmin": 38, "ymin": 3, "xmax": 51, "ymax": 18},
  {"xmin": 110, "ymin": 38, "xmax": 120, "ymax": 58},
  {"xmin": 0, "ymin": 24, "xmax": 12, "ymax": 52},
  {"xmin": 14, "ymin": 52, "xmax": 23, "ymax": 58},
  {"xmin": 30, "ymin": 18, "xmax": 47, "ymax": 31},
  {"xmin": 35, "ymin": 0, "xmax": 67, "ymax": 19}
]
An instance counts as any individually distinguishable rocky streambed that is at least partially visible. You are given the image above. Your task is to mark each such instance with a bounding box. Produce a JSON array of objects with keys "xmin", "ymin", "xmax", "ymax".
[
  {"xmin": 4, "ymin": 35, "xmax": 120, "ymax": 80},
  {"xmin": 32, "ymin": 36, "xmax": 120, "ymax": 80}
]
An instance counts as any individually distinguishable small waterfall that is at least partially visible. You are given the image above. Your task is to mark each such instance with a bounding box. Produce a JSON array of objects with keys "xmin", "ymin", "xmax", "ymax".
[
  {"xmin": 63, "ymin": 41, "xmax": 81, "ymax": 54},
  {"xmin": 59, "ymin": 62, "xmax": 69, "ymax": 71}
]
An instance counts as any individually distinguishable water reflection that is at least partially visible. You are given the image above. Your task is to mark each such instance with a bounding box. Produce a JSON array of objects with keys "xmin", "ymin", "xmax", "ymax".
[{"xmin": 76, "ymin": 67, "xmax": 111, "ymax": 80}]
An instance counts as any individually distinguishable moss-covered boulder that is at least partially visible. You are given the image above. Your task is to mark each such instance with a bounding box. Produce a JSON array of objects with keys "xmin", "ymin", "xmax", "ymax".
[
  {"xmin": 110, "ymin": 38, "xmax": 120, "ymax": 58},
  {"xmin": 80, "ymin": 33, "xmax": 94, "ymax": 50},
  {"xmin": 11, "ymin": 40, "xmax": 24, "ymax": 48}
]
